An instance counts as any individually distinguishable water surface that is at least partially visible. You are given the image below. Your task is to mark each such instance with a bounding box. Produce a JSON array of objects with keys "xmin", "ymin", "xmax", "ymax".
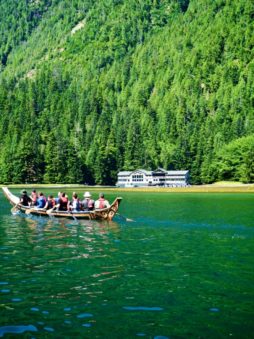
[{"xmin": 0, "ymin": 190, "xmax": 253, "ymax": 338}]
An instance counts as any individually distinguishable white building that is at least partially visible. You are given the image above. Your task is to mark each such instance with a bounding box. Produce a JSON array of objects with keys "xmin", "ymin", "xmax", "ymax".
[{"xmin": 116, "ymin": 168, "xmax": 189, "ymax": 187}]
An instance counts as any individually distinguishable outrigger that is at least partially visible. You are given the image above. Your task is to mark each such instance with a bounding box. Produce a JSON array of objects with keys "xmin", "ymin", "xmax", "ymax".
[{"xmin": 2, "ymin": 187, "xmax": 122, "ymax": 221}]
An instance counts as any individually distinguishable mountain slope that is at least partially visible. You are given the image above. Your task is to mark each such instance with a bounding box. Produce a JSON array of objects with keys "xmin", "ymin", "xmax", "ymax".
[{"xmin": 0, "ymin": 0, "xmax": 253, "ymax": 184}]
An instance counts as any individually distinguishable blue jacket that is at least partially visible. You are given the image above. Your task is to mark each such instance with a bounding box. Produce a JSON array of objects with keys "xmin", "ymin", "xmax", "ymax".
[{"xmin": 37, "ymin": 197, "xmax": 46, "ymax": 208}]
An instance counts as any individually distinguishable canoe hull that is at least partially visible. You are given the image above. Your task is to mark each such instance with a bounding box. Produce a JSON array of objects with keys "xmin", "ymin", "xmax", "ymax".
[{"xmin": 2, "ymin": 187, "xmax": 122, "ymax": 221}]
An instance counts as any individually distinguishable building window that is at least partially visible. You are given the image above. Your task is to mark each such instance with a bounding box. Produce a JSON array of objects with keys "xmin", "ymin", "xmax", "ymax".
[{"xmin": 132, "ymin": 175, "xmax": 144, "ymax": 182}]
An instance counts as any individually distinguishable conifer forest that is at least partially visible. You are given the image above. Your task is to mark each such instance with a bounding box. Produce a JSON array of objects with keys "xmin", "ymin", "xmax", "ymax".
[{"xmin": 0, "ymin": 0, "xmax": 253, "ymax": 185}]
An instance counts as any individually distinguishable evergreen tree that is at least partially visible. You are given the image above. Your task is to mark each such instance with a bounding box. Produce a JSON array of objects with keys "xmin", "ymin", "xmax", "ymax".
[{"xmin": 0, "ymin": 0, "xmax": 253, "ymax": 185}]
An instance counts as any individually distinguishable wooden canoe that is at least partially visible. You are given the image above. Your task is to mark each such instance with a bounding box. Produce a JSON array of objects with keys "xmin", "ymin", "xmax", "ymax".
[{"xmin": 2, "ymin": 187, "xmax": 122, "ymax": 221}]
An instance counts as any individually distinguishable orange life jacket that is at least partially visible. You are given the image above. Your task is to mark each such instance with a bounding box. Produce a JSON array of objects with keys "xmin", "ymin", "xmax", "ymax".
[
  {"xmin": 31, "ymin": 192, "xmax": 37, "ymax": 203},
  {"xmin": 98, "ymin": 198, "xmax": 106, "ymax": 209}
]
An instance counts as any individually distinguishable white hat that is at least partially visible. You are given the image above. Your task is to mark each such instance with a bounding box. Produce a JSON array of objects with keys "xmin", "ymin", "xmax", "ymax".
[{"xmin": 84, "ymin": 191, "xmax": 91, "ymax": 198}]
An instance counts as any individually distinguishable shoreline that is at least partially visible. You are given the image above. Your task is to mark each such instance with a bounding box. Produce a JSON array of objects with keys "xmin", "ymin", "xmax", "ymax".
[{"xmin": 3, "ymin": 183, "xmax": 254, "ymax": 193}]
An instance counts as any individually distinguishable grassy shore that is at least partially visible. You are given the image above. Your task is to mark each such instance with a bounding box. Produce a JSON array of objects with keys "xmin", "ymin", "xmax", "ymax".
[{"xmin": 4, "ymin": 182, "xmax": 254, "ymax": 193}]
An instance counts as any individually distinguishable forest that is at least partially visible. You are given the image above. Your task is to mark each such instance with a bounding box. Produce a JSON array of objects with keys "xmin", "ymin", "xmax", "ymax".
[{"xmin": 0, "ymin": 0, "xmax": 253, "ymax": 185}]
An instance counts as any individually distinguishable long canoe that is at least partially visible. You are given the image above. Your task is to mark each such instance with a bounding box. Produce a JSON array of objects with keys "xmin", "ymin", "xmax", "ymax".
[{"xmin": 2, "ymin": 187, "xmax": 122, "ymax": 221}]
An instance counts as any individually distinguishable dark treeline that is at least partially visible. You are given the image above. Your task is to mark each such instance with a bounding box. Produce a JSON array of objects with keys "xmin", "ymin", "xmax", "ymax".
[{"xmin": 0, "ymin": 0, "xmax": 253, "ymax": 184}]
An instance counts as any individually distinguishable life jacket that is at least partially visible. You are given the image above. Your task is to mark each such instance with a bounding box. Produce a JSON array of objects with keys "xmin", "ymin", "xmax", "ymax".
[
  {"xmin": 88, "ymin": 199, "xmax": 94, "ymax": 209},
  {"xmin": 98, "ymin": 198, "xmax": 106, "ymax": 209},
  {"xmin": 60, "ymin": 196, "xmax": 68, "ymax": 210},
  {"xmin": 47, "ymin": 199, "xmax": 55, "ymax": 209},
  {"xmin": 31, "ymin": 192, "xmax": 37, "ymax": 204},
  {"xmin": 82, "ymin": 199, "xmax": 94, "ymax": 210}
]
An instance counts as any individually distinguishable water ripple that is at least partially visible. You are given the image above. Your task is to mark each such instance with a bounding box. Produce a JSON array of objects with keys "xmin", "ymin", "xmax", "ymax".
[
  {"xmin": 77, "ymin": 313, "xmax": 93, "ymax": 318},
  {"xmin": 0, "ymin": 191, "xmax": 253, "ymax": 338},
  {"xmin": 0, "ymin": 325, "xmax": 37, "ymax": 337},
  {"xmin": 123, "ymin": 306, "xmax": 163, "ymax": 311}
]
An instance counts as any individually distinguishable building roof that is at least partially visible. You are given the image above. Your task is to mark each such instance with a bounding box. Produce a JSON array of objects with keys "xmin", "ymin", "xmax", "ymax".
[
  {"xmin": 152, "ymin": 168, "xmax": 168, "ymax": 174},
  {"xmin": 131, "ymin": 169, "xmax": 151, "ymax": 175},
  {"xmin": 118, "ymin": 171, "xmax": 132, "ymax": 176},
  {"xmin": 166, "ymin": 171, "xmax": 189, "ymax": 175},
  {"xmin": 118, "ymin": 169, "xmax": 189, "ymax": 176},
  {"xmin": 118, "ymin": 169, "xmax": 152, "ymax": 176}
]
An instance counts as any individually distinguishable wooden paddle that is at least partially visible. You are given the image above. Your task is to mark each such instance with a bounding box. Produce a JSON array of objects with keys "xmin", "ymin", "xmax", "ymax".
[
  {"xmin": 25, "ymin": 207, "xmax": 47, "ymax": 215},
  {"xmin": 116, "ymin": 213, "xmax": 134, "ymax": 222},
  {"xmin": 46, "ymin": 206, "xmax": 78, "ymax": 221},
  {"xmin": 11, "ymin": 204, "xmax": 20, "ymax": 214},
  {"xmin": 25, "ymin": 208, "xmax": 34, "ymax": 215},
  {"xmin": 46, "ymin": 207, "xmax": 56, "ymax": 215}
]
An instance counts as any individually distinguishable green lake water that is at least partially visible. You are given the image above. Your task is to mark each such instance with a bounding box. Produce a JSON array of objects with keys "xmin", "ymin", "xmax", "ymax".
[{"xmin": 0, "ymin": 189, "xmax": 253, "ymax": 338}]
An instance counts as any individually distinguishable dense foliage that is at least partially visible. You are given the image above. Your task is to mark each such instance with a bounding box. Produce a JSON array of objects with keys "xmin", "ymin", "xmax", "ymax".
[{"xmin": 0, "ymin": 0, "xmax": 253, "ymax": 184}]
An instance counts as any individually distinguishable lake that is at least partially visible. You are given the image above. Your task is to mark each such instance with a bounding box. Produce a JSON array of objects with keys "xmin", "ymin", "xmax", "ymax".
[{"xmin": 0, "ymin": 189, "xmax": 254, "ymax": 338}]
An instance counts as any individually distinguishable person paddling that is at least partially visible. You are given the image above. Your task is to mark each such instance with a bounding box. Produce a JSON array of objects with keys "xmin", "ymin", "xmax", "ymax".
[
  {"xmin": 95, "ymin": 193, "xmax": 110, "ymax": 209},
  {"xmin": 36, "ymin": 192, "xmax": 47, "ymax": 208},
  {"xmin": 20, "ymin": 190, "xmax": 32, "ymax": 206},
  {"xmin": 69, "ymin": 192, "xmax": 81, "ymax": 212},
  {"xmin": 82, "ymin": 192, "xmax": 95, "ymax": 211},
  {"xmin": 30, "ymin": 189, "xmax": 38, "ymax": 206},
  {"xmin": 58, "ymin": 192, "xmax": 68, "ymax": 211},
  {"xmin": 45, "ymin": 195, "xmax": 56, "ymax": 210}
]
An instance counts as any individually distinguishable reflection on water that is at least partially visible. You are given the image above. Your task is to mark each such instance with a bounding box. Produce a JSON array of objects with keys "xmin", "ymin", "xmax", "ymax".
[
  {"xmin": 0, "ymin": 192, "xmax": 254, "ymax": 338},
  {"xmin": 0, "ymin": 212, "xmax": 126, "ymax": 337},
  {"xmin": 3, "ymin": 213, "xmax": 120, "ymax": 240},
  {"xmin": 2, "ymin": 213, "xmax": 122, "ymax": 270}
]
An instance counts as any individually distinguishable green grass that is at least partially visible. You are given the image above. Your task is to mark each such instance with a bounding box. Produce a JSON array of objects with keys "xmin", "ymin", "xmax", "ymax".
[{"xmin": 3, "ymin": 182, "xmax": 254, "ymax": 193}]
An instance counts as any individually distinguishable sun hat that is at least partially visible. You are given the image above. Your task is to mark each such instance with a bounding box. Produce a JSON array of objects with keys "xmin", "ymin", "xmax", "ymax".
[{"xmin": 84, "ymin": 192, "xmax": 91, "ymax": 198}]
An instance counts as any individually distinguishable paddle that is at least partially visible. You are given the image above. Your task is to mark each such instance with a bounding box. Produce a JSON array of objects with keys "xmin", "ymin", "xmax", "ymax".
[
  {"xmin": 25, "ymin": 208, "xmax": 35, "ymax": 215},
  {"xmin": 11, "ymin": 204, "xmax": 20, "ymax": 214},
  {"xmin": 46, "ymin": 206, "xmax": 78, "ymax": 221},
  {"xmin": 116, "ymin": 213, "xmax": 134, "ymax": 222},
  {"xmin": 63, "ymin": 210, "xmax": 78, "ymax": 222},
  {"xmin": 46, "ymin": 206, "xmax": 57, "ymax": 215},
  {"xmin": 25, "ymin": 207, "xmax": 46, "ymax": 215}
]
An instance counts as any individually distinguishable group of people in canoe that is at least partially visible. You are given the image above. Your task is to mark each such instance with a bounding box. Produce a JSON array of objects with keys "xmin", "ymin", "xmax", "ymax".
[{"xmin": 19, "ymin": 189, "xmax": 110, "ymax": 212}]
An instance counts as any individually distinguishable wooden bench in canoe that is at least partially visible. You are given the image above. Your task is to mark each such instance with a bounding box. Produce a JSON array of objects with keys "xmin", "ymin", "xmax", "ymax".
[{"xmin": 2, "ymin": 187, "xmax": 122, "ymax": 221}]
